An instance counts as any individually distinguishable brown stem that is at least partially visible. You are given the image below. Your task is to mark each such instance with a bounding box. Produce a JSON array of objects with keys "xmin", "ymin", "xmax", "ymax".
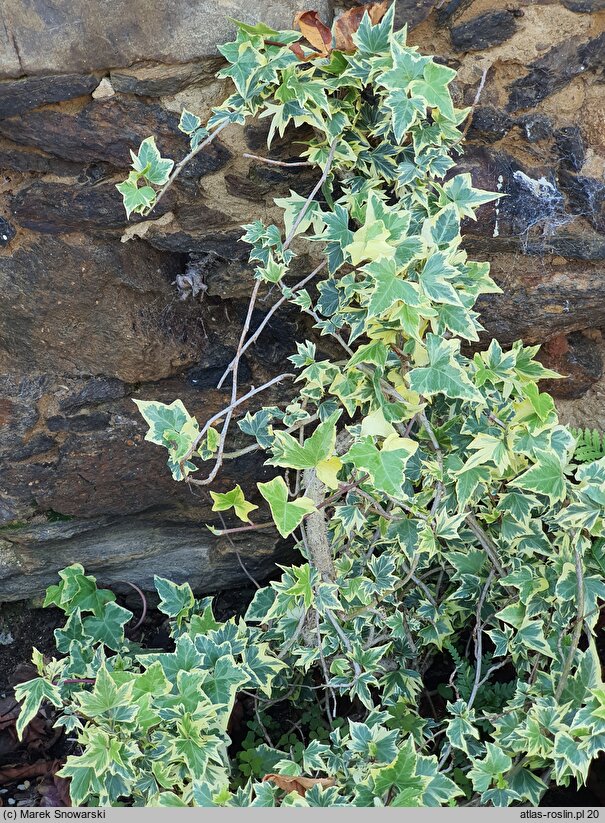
[
  {"xmin": 146, "ymin": 121, "xmax": 229, "ymax": 215},
  {"xmin": 217, "ymin": 261, "xmax": 326, "ymax": 389},
  {"xmin": 183, "ymin": 371, "xmax": 293, "ymax": 468},
  {"xmin": 555, "ymin": 543, "xmax": 585, "ymax": 700},
  {"xmin": 120, "ymin": 580, "xmax": 147, "ymax": 631}
]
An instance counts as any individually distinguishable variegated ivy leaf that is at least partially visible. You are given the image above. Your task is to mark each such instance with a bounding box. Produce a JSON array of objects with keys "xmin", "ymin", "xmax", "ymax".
[
  {"xmin": 154, "ymin": 576, "xmax": 195, "ymax": 620},
  {"xmin": 130, "ymin": 137, "xmax": 174, "ymax": 186},
  {"xmin": 343, "ymin": 434, "xmax": 418, "ymax": 497},
  {"xmin": 116, "ymin": 173, "xmax": 157, "ymax": 218},
  {"xmin": 467, "ymin": 742, "xmax": 512, "ymax": 794},
  {"xmin": 134, "ymin": 398, "xmax": 196, "ymax": 447},
  {"xmin": 14, "ymin": 678, "xmax": 63, "ymax": 741},
  {"xmin": 421, "ymin": 204, "xmax": 461, "ymax": 249},
  {"xmin": 257, "ymin": 476, "xmax": 316, "ymax": 537},
  {"xmin": 370, "ymin": 738, "xmax": 428, "ymax": 806},
  {"xmin": 438, "ymin": 173, "xmax": 499, "ymax": 219},
  {"xmin": 346, "ymin": 219, "xmax": 395, "ymax": 266},
  {"xmin": 379, "ymin": 40, "xmax": 429, "ymax": 90},
  {"xmin": 385, "ymin": 91, "xmax": 426, "ymax": 143},
  {"xmin": 274, "ymin": 190, "xmax": 324, "ymax": 238},
  {"xmin": 268, "ymin": 411, "xmax": 340, "ymax": 477},
  {"xmin": 445, "ymin": 700, "xmax": 480, "ymax": 755},
  {"xmin": 353, "ymin": 4, "xmax": 396, "ymax": 55},
  {"xmin": 210, "ymin": 484, "xmax": 259, "ymax": 523},
  {"xmin": 178, "ymin": 108, "xmax": 202, "ymax": 135},
  {"xmin": 408, "ymin": 334, "xmax": 484, "ymax": 403},
  {"xmin": 241, "ymin": 644, "xmax": 286, "ymax": 696},
  {"xmin": 82, "ymin": 602, "xmax": 132, "ymax": 651},
  {"xmin": 75, "ymin": 665, "xmax": 135, "ymax": 720},
  {"xmin": 409, "ymin": 61, "xmax": 458, "ymax": 121},
  {"xmin": 363, "ymin": 258, "xmax": 423, "ymax": 317},
  {"xmin": 511, "ymin": 449, "xmax": 567, "ymax": 504}
]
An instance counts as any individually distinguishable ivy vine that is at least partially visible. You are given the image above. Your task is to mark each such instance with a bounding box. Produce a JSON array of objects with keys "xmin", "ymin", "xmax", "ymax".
[{"xmin": 16, "ymin": 5, "xmax": 605, "ymax": 807}]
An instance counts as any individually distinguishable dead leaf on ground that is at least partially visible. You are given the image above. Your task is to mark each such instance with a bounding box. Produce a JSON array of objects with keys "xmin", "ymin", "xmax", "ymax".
[
  {"xmin": 0, "ymin": 758, "xmax": 63, "ymax": 784},
  {"xmin": 262, "ymin": 773, "xmax": 336, "ymax": 797},
  {"xmin": 38, "ymin": 773, "xmax": 71, "ymax": 807},
  {"xmin": 334, "ymin": 1, "xmax": 390, "ymax": 51},
  {"xmin": 0, "ymin": 697, "xmax": 62, "ymax": 759}
]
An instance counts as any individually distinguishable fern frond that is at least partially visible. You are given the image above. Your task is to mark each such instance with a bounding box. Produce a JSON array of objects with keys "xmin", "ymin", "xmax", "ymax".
[{"xmin": 571, "ymin": 427, "xmax": 605, "ymax": 463}]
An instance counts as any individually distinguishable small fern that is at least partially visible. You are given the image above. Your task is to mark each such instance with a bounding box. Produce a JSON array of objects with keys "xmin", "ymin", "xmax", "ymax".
[{"xmin": 571, "ymin": 427, "xmax": 605, "ymax": 463}]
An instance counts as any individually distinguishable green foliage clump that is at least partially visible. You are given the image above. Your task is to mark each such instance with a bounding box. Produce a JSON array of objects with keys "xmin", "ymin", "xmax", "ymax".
[
  {"xmin": 572, "ymin": 427, "xmax": 605, "ymax": 464},
  {"xmin": 17, "ymin": 6, "xmax": 605, "ymax": 807}
]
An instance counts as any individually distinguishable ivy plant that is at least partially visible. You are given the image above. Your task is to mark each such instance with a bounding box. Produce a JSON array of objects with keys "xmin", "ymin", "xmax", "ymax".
[{"xmin": 17, "ymin": 4, "xmax": 605, "ymax": 807}]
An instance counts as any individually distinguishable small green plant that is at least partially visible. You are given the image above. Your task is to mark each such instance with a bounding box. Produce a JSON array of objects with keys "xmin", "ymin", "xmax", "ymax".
[
  {"xmin": 572, "ymin": 427, "xmax": 605, "ymax": 463},
  {"xmin": 16, "ymin": 5, "xmax": 605, "ymax": 807}
]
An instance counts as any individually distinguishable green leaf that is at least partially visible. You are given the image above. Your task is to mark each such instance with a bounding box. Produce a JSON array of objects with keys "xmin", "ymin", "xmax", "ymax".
[
  {"xmin": 210, "ymin": 485, "xmax": 259, "ymax": 523},
  {"xmin": 346, "ymin": 220, "xmax": 395, "ymax": 266},
  {"xmin": 218, "ymin": 40, "xmax": 264, "ymax": 98},
  {"xmin": 157, "ymin": 792, "xmax": 189, "ymax": 807},
  {"xmin": 154, "ymin": 576, "xmax": 195, "ymax": 619},
  {"xmin": 44, "ymin": 563, "xmax": 115, "ymax": 616},
  {"xmin": 418, "ymin": 252, "xmax": 461, "ymax": 306},
  {"xmin": 116, "ymin": 177, "xmax": 156, "ymax": 218},
  {"xmin": 141, "ymin": 633, "xmax": 204, "ymax": 684},
  {"xmin": 511, "ymin": 449, "xmax": 567, "ymax": 504},
  {"xmin": 353, "ymin": 5, "xmax": 395, "ymax": 54},
  {"xmin": 133, "ymin": 398, "xmax": 194, "ymax": 446},
  {"xmin": 364, "ymin": 258, "xmax": 422, "ymax": 317},
  {"xmin": 439, "ymin": 173, "xmax": 498, "ymax": 218},
  {"xmin": 82, "ymin": 601, "xmax": 132, "ymax": 650},
  {"xmin": 422, "ymin": 204, "xmax": 460, "ymax": 248},
  {"xmin": 347, "ymin": 340, "xmax": 389, "ymax": 369},
  {"xmin": 408, "ymin": 335, "xmax": 483, "ymax": 403},
  {"xmin": 371, "ymin": 738, "xmax": 427, "ymax": 806},
  {"xmin": 56, "ymin": 763, "xmax": 100, "ymax": 806},
  {"xmin": 321, "ymin": 203, "xmax": 354, "ymax": 273},
  {"xmin": 454, "ymin": 465, "xmax": 490, "ymax": 509},
  {"xmin": 553, "ymin": 732, "xmax": 591, "ymax": 784},
  {"xmin": 348, "ymin": 721, "xmax": 399, "ymax": 764},
  {"xmin": 284, "ymin": 563, "xmax": 317, "ymax": 609},
  {"xmin": 386, "ymin": 92, "xmax": 425, "ymax": 143},
  {"xmin": 130, "ymin": 136, "xmax": 174, "ymax": 186},
  {"xmin": 275, "ymin": 190, "xmax": 323, "ymax": 239},
  {"xmin": 178, "ymin": 109, "xmax": 202, "ymax": 135},
  {"xmin": 445, "ymin": 700, "xmax": 480, "ymax": 755},
  {"xmin": 242, "ymin": 643, "xmax": 286, "ymax": 696},
  {"xmin": 202, "ymin": 655, "xmax": 247, "ymax": 706},
  {"xmin": 14, "ymin": 678, "xmax": 62, "ymax": 740},
  {"xmin": 245, "ymin": 586, "xmax": 277, "ymax": 623},
  {"xmin": 257, "ymin": 476, "xmax": 316, "ymax": 538},
  {"xmin": 410, "ymin": 61, "xmax": 457, "ymax": 120},
  {"xmin": 343, "ymin": 435, "xmax": 418, "ymax": 497},
  {"xmin": 229, "ymin": 18, "xmax": 280, "ymax": 36},
  {"xmin": 380, "ymin": 41, "xmax": 429, "ymax": 90},
  {"xmin": 76, "ymin": 666, "xmax": 134, "ymax": 719},
  {"xmin": 467, "ymin": 743, "xmax": 512, "ymax": 793},
  {"xmin": 269, "ymin": 411, "xmax": 340, "ymax": 472}
]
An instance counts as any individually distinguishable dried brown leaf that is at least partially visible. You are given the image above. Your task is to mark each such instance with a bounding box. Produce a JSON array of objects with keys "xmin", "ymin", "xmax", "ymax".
[
  {"xmin": 38, "ymin": 773, "xmax": 71, "ymax": 808},
  {"xmin": 294, "ymin": 11, "xmax": 333, "ymax": 56},
  {"xmin": 0, "ymin": 759, "xmax": 62, "ymax": 784},
  {"xmin": 288, "ymin": 41, "xmax": 309, "ymax": 62},
  {"xmin": 334, "ymin": 1, "xmax": 390, "ymax": 52},
  {"xmin": 262, "ymin": 773, "xmax": 336, "ymax": 797}
]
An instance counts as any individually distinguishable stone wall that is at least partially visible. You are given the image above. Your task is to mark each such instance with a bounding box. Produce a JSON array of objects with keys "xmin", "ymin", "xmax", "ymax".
[{"xmin": 0, "ymin": 0, "xmax": 604, "ymax": 601}]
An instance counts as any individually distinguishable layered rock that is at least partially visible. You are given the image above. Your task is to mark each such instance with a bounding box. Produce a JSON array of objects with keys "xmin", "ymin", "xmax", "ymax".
[{"xmin": 0, "ymin": 0, "xmax": 604, "ymax": 600}]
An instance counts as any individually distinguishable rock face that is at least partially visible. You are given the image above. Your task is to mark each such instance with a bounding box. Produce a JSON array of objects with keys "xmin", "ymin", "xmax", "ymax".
[{"xmin": 1, "ymin": 0, "xmax": 605, "ymax": 601}]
